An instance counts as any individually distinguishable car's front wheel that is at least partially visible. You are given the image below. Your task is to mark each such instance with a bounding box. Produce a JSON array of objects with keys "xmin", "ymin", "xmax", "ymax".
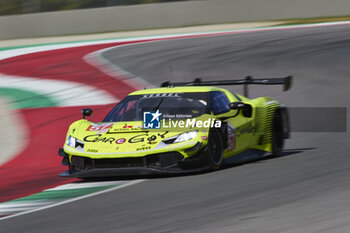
[{"xmin": 206, "ymin": 129, "xmax": 224, "ymax": 170}]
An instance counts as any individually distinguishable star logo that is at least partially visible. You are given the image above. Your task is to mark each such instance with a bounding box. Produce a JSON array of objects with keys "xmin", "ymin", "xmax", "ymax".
[
  {"xmin": 151, "ymin": 110, "xmax": 162, "ymax": 122},
  {"xmin": 143, "ymin": 110, "xmax": 162, "ymax": 129}
]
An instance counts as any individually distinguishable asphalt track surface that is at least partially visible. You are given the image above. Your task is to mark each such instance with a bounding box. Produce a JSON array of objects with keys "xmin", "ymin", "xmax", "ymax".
[{"xmin": 1, "ymin": 25, "xmax": 350, "ymax": 232}]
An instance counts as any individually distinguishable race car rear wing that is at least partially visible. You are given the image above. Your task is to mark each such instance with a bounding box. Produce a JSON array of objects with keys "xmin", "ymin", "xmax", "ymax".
[{"xmin": 160, "ymin": 75, "xmax": 292, "ymax": 97}]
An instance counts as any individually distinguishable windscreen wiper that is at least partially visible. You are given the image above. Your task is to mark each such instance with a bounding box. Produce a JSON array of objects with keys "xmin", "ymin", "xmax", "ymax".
[{"xmin": 152, "ymin": 98, "xmax": 164, "ymax": 112}]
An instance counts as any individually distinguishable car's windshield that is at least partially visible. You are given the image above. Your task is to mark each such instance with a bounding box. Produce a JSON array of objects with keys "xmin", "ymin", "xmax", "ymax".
[{"xmin": 103, "ymin": 92, "xmax": 210, "ymax": 122}]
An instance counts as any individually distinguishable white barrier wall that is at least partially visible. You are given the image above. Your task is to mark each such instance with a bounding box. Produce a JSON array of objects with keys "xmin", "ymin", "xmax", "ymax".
[{"xmin": 1, "ymin": 0, "xmax": 350, "ymax": 39}]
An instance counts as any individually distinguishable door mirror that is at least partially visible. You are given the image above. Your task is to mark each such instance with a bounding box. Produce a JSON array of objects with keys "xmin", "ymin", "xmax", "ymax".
[
  {"xmin": 229, "ymin": 102, "xmax": 252, "ymax": 117},
  {"xmin": 229, "ymin": 102, "xmax": 245, "ymax": 110},
  {"xmin": 82, "ymin": 108, "xmax": 93, "ymax": 119}
]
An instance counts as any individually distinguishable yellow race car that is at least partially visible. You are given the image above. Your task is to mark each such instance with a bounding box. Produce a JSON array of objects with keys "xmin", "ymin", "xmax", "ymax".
[{"xmin": 58, "ymin": 76, "xmax": 291, "ymax": 178}]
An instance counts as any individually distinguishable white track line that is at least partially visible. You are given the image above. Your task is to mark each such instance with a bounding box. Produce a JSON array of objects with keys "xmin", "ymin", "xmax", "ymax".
[
  {"xmin": 0, "ymin": 180, "xmax": 144, "ymax": 221},
  {"xmin": 0, "ymin": 201, "xmax": 54, "ymax": 214},
  {"xmin": 84, "ymin": 49, "xmax": 154, "ymax": 90},
  {"xmin": 45, "ymin": 181, "xmax": 126, "ymax": 191},
  {"xmin": 0, "ymin": 74, "xmax": 118, "ymax": 106}
]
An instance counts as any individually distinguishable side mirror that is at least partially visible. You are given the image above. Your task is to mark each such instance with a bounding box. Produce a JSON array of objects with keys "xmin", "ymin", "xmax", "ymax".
[
  {"xmin": 82, "ymin": 108, "xmax": 93, "ymax": 119},
  {"xmin": 229, "ymin": 102, "xmax": 253, "ymax": 117},
  {"xmin": 229, "ymin": 102, "xmax": 245, "ymax": 110}
]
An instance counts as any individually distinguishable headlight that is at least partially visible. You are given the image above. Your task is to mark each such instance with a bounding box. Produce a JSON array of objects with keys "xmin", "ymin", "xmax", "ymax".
[
  {"xmin": 67, "ymin": 136, "xmax": 76, "ymax": 147},
  {"xmin": 174, "ymin": 131, "xmax": 197, "ymax": 143},
  {"xmin": 163, "ymin": 131, "xmax": 197, "ymax": 144}
]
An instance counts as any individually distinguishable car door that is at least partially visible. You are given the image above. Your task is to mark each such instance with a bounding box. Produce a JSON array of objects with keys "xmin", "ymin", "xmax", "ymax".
[{"xmin": 209, "ymin": 91, "xmax": 253, "ymax": 157}]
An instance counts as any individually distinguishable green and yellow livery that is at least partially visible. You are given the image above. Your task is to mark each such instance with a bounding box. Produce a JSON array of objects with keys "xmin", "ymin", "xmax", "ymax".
[{"xmin": 59, "ymin": 76, "xmax": 291, "ymax": 178}]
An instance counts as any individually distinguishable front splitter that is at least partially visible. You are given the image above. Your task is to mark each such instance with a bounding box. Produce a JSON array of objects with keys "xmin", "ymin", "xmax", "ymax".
[{"xmin": 59, "ymin": 166, "xmax": 210, "ymax": 179}]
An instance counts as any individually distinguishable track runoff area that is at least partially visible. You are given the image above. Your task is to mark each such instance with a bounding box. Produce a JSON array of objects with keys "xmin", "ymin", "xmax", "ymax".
[{"xmin": 0, "ymin": 20, "xmax": 349, "ymax": 220}]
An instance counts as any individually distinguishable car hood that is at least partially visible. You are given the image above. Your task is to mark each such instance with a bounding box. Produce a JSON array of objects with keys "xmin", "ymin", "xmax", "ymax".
[{"xmin": 64, "ymin": 117, "xmax": 213, "ymax": 155}]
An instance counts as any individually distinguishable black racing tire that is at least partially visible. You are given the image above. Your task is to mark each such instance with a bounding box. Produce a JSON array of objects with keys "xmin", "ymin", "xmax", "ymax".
[
  {"xmin": 206, "ymin": 129, "xmax": 224, "ymax": 170},
  {"xmin": 271, "ymin": 110, "xmax": 285, "ymax": 157}
]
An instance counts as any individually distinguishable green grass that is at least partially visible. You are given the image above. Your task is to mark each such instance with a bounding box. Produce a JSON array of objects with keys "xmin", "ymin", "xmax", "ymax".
[
  {"xmin": 277, "ymin": 16, "xmax": 350, "ymax": 26},
  {"xmin": 8, "ymin": 185, "xmax": 115, "ymax": 202}
]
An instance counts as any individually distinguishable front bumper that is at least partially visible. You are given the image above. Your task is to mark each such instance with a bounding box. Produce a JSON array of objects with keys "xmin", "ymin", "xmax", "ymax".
[{"xmin": 58, "ymin": 145, "xmax": 209, "ymax": 178}]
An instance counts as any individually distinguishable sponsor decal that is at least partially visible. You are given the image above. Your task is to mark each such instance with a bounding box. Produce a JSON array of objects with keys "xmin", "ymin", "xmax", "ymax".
[
  {"xmin": 147, "ymin": 135, "xmax": 157, "ymax": 144},
  {"xmin": 86, "ymin": 123, "xmax": 113, "ymax": 133},
  {"xmin": 115, "ymin": 138, "xmax": 126, "ymax": 144},
  {"xmin": 84, "ymin": 134, "xmax": 149, "ymax": 144},
  {"xmin": 128, "ymin": 134, "xmax": 148, "ymax": 143},
  {"xmin": 136, "ymin": 146, "xmax": 151, "ymax": 151},
  {"xmin": 83, "ymin": 134, "xmax": 116, "ymax": 144},
  {"xmin": 84, "ymin": 132, "xmax": 169, "ymax": 145},
  {"xmin": 236, "ymin": 122, "xmax": 256, "ymax": 137},
  {"xmin": 142, "ymin": 93, "xmax": 181, "ymax": 98},
  {"xmin": 86, "ymin": 149, "xmax": 99, "ymax": 153},
  {"xmin": 122, "ymin": 124, "xmax": 142, "ymax": 129},
  {"xmin": 201, "ymin": 136, "xmax": 208, "ymax": 140},
  {"xmin": 129, "ymin": 134, "xmax": 155, "ymax": 144},
  {"xmin": 128, "ymin": 132, "xmax": 168, "ymax": 144},
  {"xmin": 226, "ymin": 123, "xmax": 236, "ymax": 151},
  {"xmin": 112, "ymin": 125, "xmax": 142, "ymax": 132}
]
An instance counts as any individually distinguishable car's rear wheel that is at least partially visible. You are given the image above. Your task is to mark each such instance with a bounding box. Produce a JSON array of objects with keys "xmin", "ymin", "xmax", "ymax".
[
  {"xmin": 206, "ymin": 129, "xmax": 224, "ymax": 170},
  {"xmin": 271, "ymin": 110, "xmax": 285, "ymax": 157}
]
